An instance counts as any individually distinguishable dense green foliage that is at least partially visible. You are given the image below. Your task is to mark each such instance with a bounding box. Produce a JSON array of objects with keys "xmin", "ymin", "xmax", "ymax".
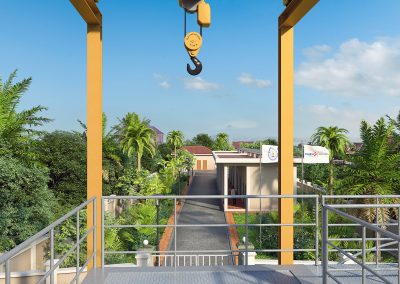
[
  {"xmin": 213, "ymin": 133, "xmax": 235, "ymax": 151},
  {"xmin": 0, "ymin": 157, "xmax": 56, "ymax": 251},
  {"xmin": 188, "ymin": 133, "xmax": 214, "ymax": 149},
  {"xmin": 241, "ymin": 138, "xmax": 278, "ymax": 150},
  {"xmin": 36, "ymin": 131, "xmax": 87, "ymax": 208}
]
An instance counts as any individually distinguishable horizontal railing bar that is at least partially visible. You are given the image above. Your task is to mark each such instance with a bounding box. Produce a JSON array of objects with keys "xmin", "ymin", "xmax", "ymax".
[
  {"xmin": 104, "ymin": 248, "xmax": 315, "ymax": 255},
  {"xmin": 0, "ymin": 197, "xmax": 96, "ymax": 264},
  {"xmin": 329, "ymin": 248, "xmax": 398, "ymax": 252},
  {"xmin": 328, "ymin": 237, "xmax": 393, "ymax": 242},
  {"xmin": 328, "ymin": 223, "xmax": 397, "ymax": 227},
  {"xmin": 327, "ymin": 241, "xmax": 393, "ymax": 284},
  {"xmin": 325, "ymin": 205, "xmax": 400, "ymax": 242},
  {"xmin": 102, "ymin": 194, "xmax": 318, "ymax": 200},
  {"xmin": 329, "ymin": 267, "xmax": 400, "ymax": 272},
  {"xmin": 329, "ymin": 204, "xmax": 400, "ymax": 209},
  {"xmin": 323, "ymin": 195, "xmax": 400, "ymax": 199},
  {"xmin": 104, "ymin": 223, "xmax": 316, "ymax": 229}
]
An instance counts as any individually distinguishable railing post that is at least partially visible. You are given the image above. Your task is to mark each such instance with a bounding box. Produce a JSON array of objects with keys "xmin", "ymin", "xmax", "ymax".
[
  {"xmin": 376, "ymin": 197, "xmax": 380, "ymax": 266},
  {"xmin": 362, "ymin": 226, "xmax": 366, "ymax": 284},
  {"xmin": 245, "ymin": 197, "xmax": 249, "ymax": 266},
  {"xmin": 50, "ymin": 228, "xmax": 54, "ymax": 284},
  {"xmin": 5, "ymin": 259, "xmax": 10, "ymax": 284},
  {"xmin": 101, "ymin": 197, "xmax": 105, "ymax": 268},
  {"xmin": 397, "ymin": 206, "xmax": 400, "ymax": 284},
  {"xmin": 93, "ymin": 197, "xmax": 97, "ymax": 268},
  {"xmin": 76, "ymin": 211, "xmax": 80, "ymax": 284},
  {"xmin": 174, "ymin": 197, "xmax": 177, "ymax": 267},
  {"xmin": 315, "ymin": 196, "xmax": 319, "ymax": 266},
  {"xmin": 322, "ymin": 206, "xmax": 328, "ymax": 284}
]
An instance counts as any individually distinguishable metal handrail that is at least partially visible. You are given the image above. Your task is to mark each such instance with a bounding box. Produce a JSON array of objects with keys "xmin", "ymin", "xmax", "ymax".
[
  {"xmin": 102, "ymin": 194, "xmax": 320, "ymax": 267},
  {"xmin": 322, "ymin": 203, "xmax": 400, "ymax": 284},
  {"xmin": 0, "ymin": 197, "xmax": 96, "ymax": 284},
  {"xmin": 0, "ymin": 197, "xmax": 96, "ymax": 264},
  {"xmin": 325, "ymin": 205, "xmax": 400, "ymax": 244},
  {"xmin": 104, "ymin": 194, "xmax": 319, "ymax": 199}
]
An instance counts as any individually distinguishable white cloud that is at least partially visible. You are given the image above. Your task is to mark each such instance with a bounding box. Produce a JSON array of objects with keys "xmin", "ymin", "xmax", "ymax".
[
  {"xmin": 238, "ymin": 73, "xmax": 272, "ymax": 88},
  {"xmin": 153, "ymin": 74, "xmax": 171, "ymax": 89},
  {"xmin": 226, "ymin": 120, "xmax": 258, "ymax": 129},
  {"xmin": 184, "ymin": 77, "xmax": 220, "ymax": 91},
  {"xmin": 296, "ymin": 38, "xmax": 400, "ymax": 96},
  {"xmin": 297, "ymin": 104, "xmax": 370, "ymax": 140},
  {"xmin": 302, "ymin": 44, "xmax": 331, "ymax": 60},
  {"xmin": 159, "ymin": 81, "xmax": 171, "ymax": 89}
]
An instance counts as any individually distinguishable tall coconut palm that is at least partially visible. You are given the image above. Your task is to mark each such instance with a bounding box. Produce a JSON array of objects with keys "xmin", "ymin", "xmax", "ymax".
[
  {"xmin": 311, "ymin": 126, "xmax": 350, "ymax": 194},
  {"xmin": 115, "ymin": 112, "xmax": 155, "ymax": 171},
  {"xmin": 166, "ymin": 130, "xmax": 184, "ymax": 156}
]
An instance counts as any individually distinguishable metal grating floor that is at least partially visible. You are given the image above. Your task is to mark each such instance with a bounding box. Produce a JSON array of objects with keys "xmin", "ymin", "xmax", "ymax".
[{"xmin": 83, "ymin": 265, "xmax": 317, "ymax": 284}]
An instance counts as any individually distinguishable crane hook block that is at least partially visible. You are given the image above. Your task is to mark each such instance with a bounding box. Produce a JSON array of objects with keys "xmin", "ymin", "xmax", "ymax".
[
  {"xmin": 197, "ymin": 1, "xmax": 211, "ymax": 27},
  {"xmin": 184, "ymin": 32, "xmax": 203, "ymax": 57}
]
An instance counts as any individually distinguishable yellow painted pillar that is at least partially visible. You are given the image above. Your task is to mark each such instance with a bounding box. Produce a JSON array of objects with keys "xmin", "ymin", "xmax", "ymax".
[
  {"xmin": 278, "ymin": 26, "xmax": 294, "ymax": 265},
  {"xmin": 86, "ymin": 24, "xmax": 102, "ymax": 269}
]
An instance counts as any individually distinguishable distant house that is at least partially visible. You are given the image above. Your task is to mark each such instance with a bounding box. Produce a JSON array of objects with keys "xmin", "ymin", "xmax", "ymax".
[
  {"xmin": 232, "ymin": 141, "xmax": 253, "ymax": 150},
  {"xmin": 151, "ymin": 126, "xmax": 164, "ymax": 144},
  {"xmin": 182, "ymin": 146, "xmax": 216, "ymax": 171}
]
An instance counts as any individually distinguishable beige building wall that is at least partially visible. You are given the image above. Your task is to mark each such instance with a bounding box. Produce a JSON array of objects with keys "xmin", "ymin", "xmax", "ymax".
[
  {"xmin": 246, "ymin": 164, "xmax": 297, "ymax": 211},
  {"xmin": 0, "ymin": 237, "xmax": 48, "ymax": 273},
  {"xmin": 194, "ymin": 155, "xmax": 216, "ymax": 171},
  {"xmin": 216, "ymin": 163, "xmax": 298, "ymax": 211}
]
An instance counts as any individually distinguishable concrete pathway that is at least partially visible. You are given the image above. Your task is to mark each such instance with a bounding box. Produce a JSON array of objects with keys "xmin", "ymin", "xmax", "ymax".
[{"xmin": 169, "ymin": 171, "xmax": 231, "ymax": 265}]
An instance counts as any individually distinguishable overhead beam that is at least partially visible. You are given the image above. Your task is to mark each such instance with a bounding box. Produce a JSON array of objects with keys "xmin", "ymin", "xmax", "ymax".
[
  {"xmin": 279, "ymin": 0, "xmax": 319, "ymax": 28},
  {"xmin": 70, "ymin": 0, "xmax": 102, "ymax": 25}
]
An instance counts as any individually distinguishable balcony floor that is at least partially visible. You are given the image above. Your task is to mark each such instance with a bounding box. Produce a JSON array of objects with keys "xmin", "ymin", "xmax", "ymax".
[{"xmin": 82, "ymin": 265, "xmax": 319, "ymax": 284}]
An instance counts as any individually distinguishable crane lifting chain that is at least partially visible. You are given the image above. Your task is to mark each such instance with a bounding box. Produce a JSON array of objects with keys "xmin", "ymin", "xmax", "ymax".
[{"xmin": 179, "ymin": 0, "xmax": 211, "ymax": 76}]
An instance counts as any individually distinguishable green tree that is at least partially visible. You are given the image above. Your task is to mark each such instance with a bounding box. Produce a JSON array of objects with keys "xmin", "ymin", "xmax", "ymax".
[
  {"xmin": 115, "ymin": 112, "xmax": 156, "ymax": 171},
  {"xmin": 191, "ymin": 133, "xmax": 214, "ymax": 149},
  {"xmin": 342, "ymin": 118, "xmax": 400, "ymax": 200},
  {"xmin": 78, "ymin": 113, "xmax": 124, "ymax": 195},
  {"xmin": 0, "ymin": 70, "xmax": 50, "ymax": 161},
  {"xmin": 36, "ymin": 131, "xmax": 87, "ymax": 210},
  {"xmin": 0, "ymin": 157, "xmax": 56, "ymax": 251},
  {"xmin": 213, "ymin": 133, "xmax": 234, "ymax": 151},
  {"xmin": 311, "ymin": 126, "xmax": 350, "ymax": 194},
  {"xmin": 166, "ymin": 130, "xmax": 184, "ymax": 156}
]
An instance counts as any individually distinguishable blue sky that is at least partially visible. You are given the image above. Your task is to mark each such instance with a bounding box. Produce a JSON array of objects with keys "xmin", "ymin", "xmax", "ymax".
[{"xmin": 1, "ymin": 0, "xmax": 399, "ymax": 143}]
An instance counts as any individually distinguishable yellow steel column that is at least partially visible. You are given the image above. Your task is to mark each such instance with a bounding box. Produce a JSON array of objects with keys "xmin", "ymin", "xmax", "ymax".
[
  {"xmin": 87, "ymin": 24, "xmax": 102, "ymax": 269},
  {"xmin": 278, "ymin": 26, "xmax": 294, "ymax": 265}
]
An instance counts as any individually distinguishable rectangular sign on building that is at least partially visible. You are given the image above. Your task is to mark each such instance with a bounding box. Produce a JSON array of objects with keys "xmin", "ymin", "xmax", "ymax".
[
  {"xmin": 303, "ymin": 145, "xmax": 329, "ymax": 164},
  {"xmin": 261, "ymin": 145, "xmax": 279, "ymax": 163}
]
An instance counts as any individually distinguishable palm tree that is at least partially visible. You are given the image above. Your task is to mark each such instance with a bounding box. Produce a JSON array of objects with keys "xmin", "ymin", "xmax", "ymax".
[
  {"xmin": 341, "ymin": 118, "xmax": 400, "ymax": 262},
  {"xmin": 115, "ymin": 112, "xmax": 155, "ymax": 171},
  {"xmin": 166, "ymin": 130, "xmax": 184, "ymax": 156},
  {"xmin": 0, "ymin": 70, "xmax": 50, "ymax": 160},
  {"xmin": 311, "ymin": 126, "xmax": 350, "ymax": 194},
  {"xmin": 343, "ymin": 118, "xmax": 399, "ymax": 200}
]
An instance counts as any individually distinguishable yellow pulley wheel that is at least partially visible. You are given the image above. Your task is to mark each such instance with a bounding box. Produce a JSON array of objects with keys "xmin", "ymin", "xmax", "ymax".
[{"xmin": 184, "ymin": 32, "xmax": 202, "ymax": 57}]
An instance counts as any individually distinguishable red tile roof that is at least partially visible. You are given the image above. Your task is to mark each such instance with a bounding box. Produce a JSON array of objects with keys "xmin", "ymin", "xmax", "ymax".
[{"xmin": 182, "ymin": 145, "xmax": 213, "ymax": 155}]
